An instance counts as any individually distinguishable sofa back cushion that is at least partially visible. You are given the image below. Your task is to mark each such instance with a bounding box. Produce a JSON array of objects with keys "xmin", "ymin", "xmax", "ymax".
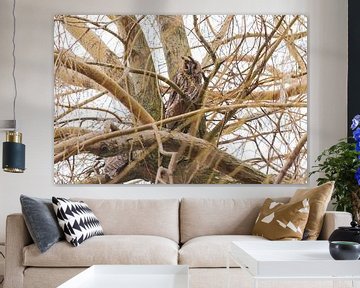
[
  {"xmin": 72, "ymin": 198, "xmax": 179, "ymax": 243},
  {"xmin": 180, "ymin": 198, "xmax": 289, "ymax": 243}
]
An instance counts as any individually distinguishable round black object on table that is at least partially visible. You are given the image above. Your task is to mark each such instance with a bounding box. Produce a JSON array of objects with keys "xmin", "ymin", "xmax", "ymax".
[{"xmin": 329, "ymin": 241, "xmax": 360, "ymax": 260}]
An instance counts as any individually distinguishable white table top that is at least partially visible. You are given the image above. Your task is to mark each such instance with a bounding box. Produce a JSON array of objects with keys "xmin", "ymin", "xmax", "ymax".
[
  {"xmin": 58, "ymin": 265, "xmax": 189, "ymax": 288},
  {"xmin": 231, "ymin": 240, "xmax": 360, "ymax": 278}
]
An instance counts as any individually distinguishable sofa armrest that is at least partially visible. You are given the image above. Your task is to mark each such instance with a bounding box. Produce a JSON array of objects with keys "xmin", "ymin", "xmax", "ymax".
[
  {"xmin": 4, "ymin": 214, "xmax": 32, "ymax": 288},
  {"xmin": 318, "ymin": 211, "xmax": 352, "ymax": 240}
]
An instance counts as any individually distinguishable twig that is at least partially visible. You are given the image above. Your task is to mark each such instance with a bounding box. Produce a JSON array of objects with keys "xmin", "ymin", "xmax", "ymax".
[
  {"xmin": 274, "ymin": 133, "xmax": 307, "ymax": 184},
  {"xmin": 193, "ymin": 15, "xmax": 217, "ymax": 63},
  {"xmin": 86, "ymin": 61, "xmax": 188, "ymax": 101},
  {"xmin": 59, "ymin": 15, "xmax": 126, "ymax": 45},
  {"xmin": 55, "ymin": 90, "xmax": 108, "ymax": 121}
]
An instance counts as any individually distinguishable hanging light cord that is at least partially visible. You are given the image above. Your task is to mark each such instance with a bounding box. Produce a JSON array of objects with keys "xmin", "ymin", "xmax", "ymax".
[{"xmin": 11, "ymin": 0, "xmax": 18, "ymax": 128}]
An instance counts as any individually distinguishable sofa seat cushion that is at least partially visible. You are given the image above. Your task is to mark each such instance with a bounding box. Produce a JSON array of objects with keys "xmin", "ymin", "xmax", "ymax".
[
  {"xmin": 23, "ymin": 235, "xmax": 178, "ymax": 267},
  {"xmin": 179, "ymin": 235, "xmax": 267, "ymax": 268}
]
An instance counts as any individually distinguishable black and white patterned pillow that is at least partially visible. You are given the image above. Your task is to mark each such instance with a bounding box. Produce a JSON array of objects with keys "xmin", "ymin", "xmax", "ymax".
[{"xmin": 52, "ymin": 197, "xmax": 104, "ymax": 247}]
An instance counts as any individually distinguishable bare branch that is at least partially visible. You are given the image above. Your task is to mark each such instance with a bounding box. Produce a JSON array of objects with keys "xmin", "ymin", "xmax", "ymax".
[
  {"xmin": 274, "ymin": 133, "xmax": 307, "ymax": 184},
  {"xmin": 54, "ymin": 51, "xmax": 155, "ymax": 125}
]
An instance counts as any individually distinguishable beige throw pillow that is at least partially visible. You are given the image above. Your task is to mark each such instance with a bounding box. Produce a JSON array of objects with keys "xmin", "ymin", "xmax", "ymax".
[
  {"xmin": 252, "ymin": 198, "xmax": 310, "ymax": 240},
  {"xmin": 289, "ymin": 181, "xmax": 334, "ymax": 240}
]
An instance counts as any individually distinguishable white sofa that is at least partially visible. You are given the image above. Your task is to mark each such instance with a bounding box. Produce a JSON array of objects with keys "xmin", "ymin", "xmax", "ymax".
[{"xmin": 4, "ymin": 198, "xmax": 352, "ymax": 288}]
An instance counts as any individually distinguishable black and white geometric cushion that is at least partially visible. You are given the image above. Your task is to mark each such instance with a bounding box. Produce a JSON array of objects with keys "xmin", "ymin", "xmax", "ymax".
[{"xmin": 52, "ymin": 197, "xmax": 104, "ymax": 247}]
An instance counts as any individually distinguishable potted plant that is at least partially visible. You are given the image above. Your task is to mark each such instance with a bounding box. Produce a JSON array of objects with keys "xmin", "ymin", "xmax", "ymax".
[{"xmin": 310, "ymin": 115, "xmax": 360, "ymax": 222}]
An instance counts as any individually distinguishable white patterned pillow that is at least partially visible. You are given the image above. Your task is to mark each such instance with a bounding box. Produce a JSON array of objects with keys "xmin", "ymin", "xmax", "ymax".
[{"xmin": 52, "ymin": 197, "xmax": 104, "ymax": 246}]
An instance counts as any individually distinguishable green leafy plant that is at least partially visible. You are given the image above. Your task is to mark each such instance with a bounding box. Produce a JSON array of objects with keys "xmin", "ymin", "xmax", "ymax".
[{"xmin": 310, "ymin": 140, "xmax": 360, "ymax": 214}]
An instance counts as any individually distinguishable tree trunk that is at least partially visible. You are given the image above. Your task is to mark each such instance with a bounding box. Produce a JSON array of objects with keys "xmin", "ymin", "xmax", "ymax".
[
  {"xmin": 157, "ymin": 16, "xmax": 191, "ymax": 80},
  {"xmin": 111, "ymin": 15, "xmax": 162, "ymax": 120}
]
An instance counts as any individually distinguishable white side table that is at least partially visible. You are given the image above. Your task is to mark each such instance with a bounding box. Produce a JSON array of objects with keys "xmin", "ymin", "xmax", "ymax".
[{"xmin": 228, "ymin": 240, "xmax": 360, "ymax": 288}]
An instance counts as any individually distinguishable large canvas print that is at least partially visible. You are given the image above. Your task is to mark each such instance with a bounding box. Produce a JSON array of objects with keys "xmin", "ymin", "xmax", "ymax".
[{"xmin": 54, "ymin": 15, "xmax": 307, "ymax": 184}]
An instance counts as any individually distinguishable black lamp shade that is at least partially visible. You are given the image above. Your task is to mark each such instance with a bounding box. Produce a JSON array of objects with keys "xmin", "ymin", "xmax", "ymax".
[{"xmin": 2, "ymin": 141, "xmax": 25, "ymax": 173}]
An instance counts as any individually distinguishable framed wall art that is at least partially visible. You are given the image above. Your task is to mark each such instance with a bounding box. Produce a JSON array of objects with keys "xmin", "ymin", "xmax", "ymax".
[{"xmin": 54, "ymin": 15, "xmax": 307, "ymax": 184}]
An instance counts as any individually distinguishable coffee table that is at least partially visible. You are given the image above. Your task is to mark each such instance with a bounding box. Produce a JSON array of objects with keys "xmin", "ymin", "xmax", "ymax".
[
  {"xmin": 57, "ymin": 265, "xmax": 189, "ymax": 288},
  {"xmin": 228, "ymin": 241, "xmax": 360, "ymax": 288}
]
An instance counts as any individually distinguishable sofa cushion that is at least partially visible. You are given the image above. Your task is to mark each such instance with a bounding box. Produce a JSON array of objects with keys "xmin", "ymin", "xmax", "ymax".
[
  {"xmin": 72, "ymin": 199, "xmax": 179, "ymax": 243},
  {"xmin": 20, "ymin": 195, "xmax": 64, "ymax": 253},
  {"xmin": 52, "ymin": 197, "xmax": 104, "ymax": 247},
  {"xmin": 252, "ymin": 198, "xmax": 310, "ymax": 240},
  {"xmin": 179, "ymin": 235, "xmax": 267, "ymax": 268},
  {"xmin": 180, "ymin": 198, "xmax": 289, "ymax": 243},
  {"xmin": 23, "ymin": 235, "xmax": 178, "ymax": 267},
  {"xmin": 290, "ymin": 181, "xmax": 334, "ymax": 240}
]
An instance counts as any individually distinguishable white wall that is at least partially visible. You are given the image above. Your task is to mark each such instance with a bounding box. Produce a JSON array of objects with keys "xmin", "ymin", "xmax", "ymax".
[{"xmin": 0, "ymin": 0, "xmax": 348, "ymax": 242}]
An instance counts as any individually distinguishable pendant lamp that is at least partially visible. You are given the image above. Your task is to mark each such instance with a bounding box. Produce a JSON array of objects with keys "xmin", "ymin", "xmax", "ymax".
[{"xmin": 1, "ymin": 0, "xmax": 25, "ymax": 173}]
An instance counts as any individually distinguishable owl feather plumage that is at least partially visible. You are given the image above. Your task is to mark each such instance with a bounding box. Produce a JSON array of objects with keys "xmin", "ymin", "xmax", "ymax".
[{"xmin": 165, "ymin": 56, "xmax": 203, "ymax": 131}]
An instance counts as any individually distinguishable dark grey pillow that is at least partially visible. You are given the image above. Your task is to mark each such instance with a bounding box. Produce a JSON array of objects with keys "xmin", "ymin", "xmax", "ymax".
[{"xmin": 20, "ymin": 195, "xmax": 64, "ymax": 253}]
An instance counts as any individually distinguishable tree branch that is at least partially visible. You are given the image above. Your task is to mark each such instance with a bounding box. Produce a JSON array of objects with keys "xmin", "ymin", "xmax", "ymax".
[
  {"xmin": 86, "ymin": 61, "xmax": 189, "ymax": 101},
  {"xmin": 54, "ymin": 51, "xmax": 155, "ymax": 125},
  {"xmin": 54, "ymin": 90, "xmax": 108, "ymax": 121},
  {"xmin": 193, "ymin": 15, "xmax": 217, "ymax": 63},
  {"xmin": 85, "ymin": 129, "xmax": 269, "ymax": 184},
  {"xmin": 274, "ymin": 133, "xmax": 307, "ymax": 184}
]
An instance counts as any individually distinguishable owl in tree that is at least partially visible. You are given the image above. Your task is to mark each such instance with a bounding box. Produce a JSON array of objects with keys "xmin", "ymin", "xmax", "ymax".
[{"xmin": 165, "ymin": 56, "xmax": 203, "ymax": 132}]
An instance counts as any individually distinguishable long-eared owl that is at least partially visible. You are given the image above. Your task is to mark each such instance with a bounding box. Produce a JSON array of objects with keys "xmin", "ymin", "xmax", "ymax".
[{"xmin": 165, "ymin": 56, "xmax": 203, "ymax": 131}]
